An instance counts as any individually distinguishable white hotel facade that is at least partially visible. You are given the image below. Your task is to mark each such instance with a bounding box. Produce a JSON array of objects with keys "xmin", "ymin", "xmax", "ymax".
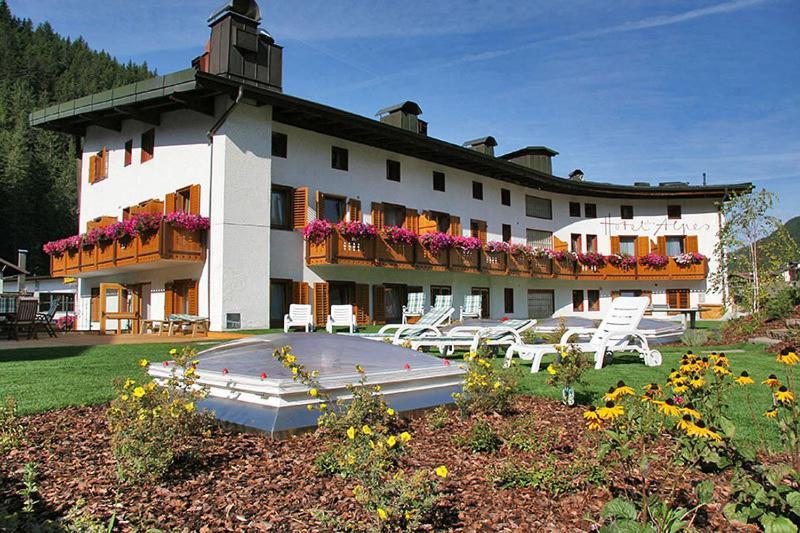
[{"xmin": 31, "ymin": 1, "xmax": 750, "ymax": 333}]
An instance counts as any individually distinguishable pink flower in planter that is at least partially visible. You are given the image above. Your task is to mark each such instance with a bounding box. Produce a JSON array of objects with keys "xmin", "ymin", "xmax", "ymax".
[
  {"xmin": 302, "ymin": 219, "xmax": 333, "ymax": 245},
  {"xmin": 132, "ymin": 213, "xmax": 163, "ymax": 236},
  {"xmin": 509, "ymin": 243, "xmax": 535, "ymax": 257},
  {"xmin": 335, "ymin": 221, "xmax": 378, "ymax": 240},
  {"xmin": 164, "ymin": 211, "xmax": 211, "ymax": 232},
  {"xmin": 452, "ymin": 236, "xmax": 482, "ymax": 252},
  {"xmin": 65, "ymin": 235, "xmax": 82, "ymax": 251},
  {"xmin": 545, "ymin": 249, "xmax": 577, "ymax": 263},
  {"xmin": 606, "ymin": 253, "xmax": 637, "ymax": 269},
  {"xmin": 674, "ymin": 252, "xmax": 706, "ymax": 266},
  {"xmin": 485, "ymin": 241, "xmax": 511, "ymax": 253},
  {"xmin": 419, "ymin": 232, "xmax": 453, "ymax": 254},
  {"xmin": 382, "ymin": 226, "xmax": 417, "ymax": 245},
  {"xmin": 639, "ymin": 253, "xmax": 669, "ymax": 268},
  {"xmin": 577, "ymin": 252, "xmax": 606, "ymax": 267}
]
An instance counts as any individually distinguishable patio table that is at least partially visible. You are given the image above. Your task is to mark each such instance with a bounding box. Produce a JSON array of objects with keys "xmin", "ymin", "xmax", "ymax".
[{"xmin": 667, "ymin": 307, "xmax": 707, "ymax": 329}]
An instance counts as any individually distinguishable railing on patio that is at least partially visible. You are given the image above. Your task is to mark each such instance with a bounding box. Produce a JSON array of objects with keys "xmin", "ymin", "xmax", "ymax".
[
  {"xmin": 51, "ymin": 221, "xmax": 206, "ymax": 277},
  {"xmin": 306, "ymin": 231, "xmax": 708, "ymax": 281}
]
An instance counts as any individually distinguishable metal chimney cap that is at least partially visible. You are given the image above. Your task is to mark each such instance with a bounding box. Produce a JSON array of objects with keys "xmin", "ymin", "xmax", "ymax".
[
  {"xmin": 375, "ymin": 101, "xmax": 423, "ymax": 117},
  {"xmin": 208, "ymin": 0, "xmax": 262, "ymax": 24},
  {"xmin": 463, "ymin": 136, "xmax": 498, "ymax": 148},
  {"xmin": 569, "ymin": 169, "xmax": 584, "ymax": 178}
]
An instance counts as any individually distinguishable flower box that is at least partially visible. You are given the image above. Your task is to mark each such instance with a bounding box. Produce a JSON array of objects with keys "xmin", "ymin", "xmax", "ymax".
[
  {"xmin": 449, "ymin": 249, "xmax": 480, "ymax": 273},
  {"xmin": 138, "ymin": 230, "xmax": 161, "ymax": 260},
  {"xmin": 64, "ymin": 249, "xmax": 80, "ymax": 275},
  {"xmin": 375, "ymin": 235, "xmax": 414, "ymax": 268},
  {"xmin": 481, "ymin": 250, "xmax": 508, "ymax": 275},
  {"xmin": 331, "ymin": 230, "xmax": 375, "ymax": 266},
  {"xmin": 669, "ymin": 258, "xmax": 707, "ymax": 280},
  {"xmin": 79, "ymin": 245, "xmax": 97, "ymax": 272},
  {"xmin": 96, "ymin": 241, "xmax": 115, "ymax": 269},
  {"xmin": 604, "ymin": 263, "xmax": 638, "ymax": 280},
  {"xmin": 577, "ymin": 264, "xmax": 604, "ymax": 279},
  {"xmin": 637, "ymin": 264, "xmax": 668, "ymax": 280},
  {"xmin": 552, "ymin": 259, "xmax": 577, "ymax": 277},
  {"xmin": 166, "ymin": 225, "xmax": 204, "ymax": 259},
  {"xmin": 415, "ymin": 243, "xmax": 449, "ymax": 271},
  {"xmin": 508, "ymin": 254, "xmax": 531, "ymax": 277},
  {"xmin": 50, "ymin": 254, "xmax": 66, "ymax": 277},
  {"xmin": 530, "ymin": 256, "xmax": 553, "ymax": 276},
  {"xmin": 115, "ymin": 237, "xmax": 137, "ymax": 265}
]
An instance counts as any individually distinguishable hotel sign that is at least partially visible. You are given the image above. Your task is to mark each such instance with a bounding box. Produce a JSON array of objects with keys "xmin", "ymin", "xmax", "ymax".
[{"xmin": 601, "ymin": 217, "xmax": 712, "ymax": 236}]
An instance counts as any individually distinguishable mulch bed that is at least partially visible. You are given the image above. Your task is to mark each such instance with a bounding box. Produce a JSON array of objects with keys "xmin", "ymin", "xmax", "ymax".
[{"xmin": 1, "ymin": 397, "xmax": 756, "ymax": 531}]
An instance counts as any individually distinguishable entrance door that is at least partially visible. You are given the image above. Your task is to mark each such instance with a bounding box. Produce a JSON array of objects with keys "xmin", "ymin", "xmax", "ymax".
[
  {"xmin": 270, "ymin": 280, "xmax": 291, "ymax": 328},
  {"xmin": 99, "ymin": 283, "xmax": 141, "ymax": 334},
  {"xmin": 383, "ymin": 284, "xmax": 406, "ymax": 324}
]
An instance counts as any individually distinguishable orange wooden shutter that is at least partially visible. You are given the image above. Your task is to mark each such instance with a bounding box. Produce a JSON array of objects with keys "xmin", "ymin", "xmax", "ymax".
[
  {"xmin": 657, "ymin": 236, "xmax": 667, "ymax": 255},
  {"xmin": 355, "ymin": 284, "xmax": 370, "ymax": 325},
  {"xmin": 553, "ymin": 236, "xmax": 568, "ymax": 252},
  {"xmin": 164, "ymin": 283, "xmax": 175, "ymax": 316},
  {"xmin": 88, "ymin": 155, "xmax": 97, "ymax": 183},
  {"xmin": 404, "ymin": 209, "xmax": 419, "ymax": 233},
  {"xmin": 371, "ymin": 202, "xmax": 384, "ymax": 229},
  {"xmin": 373, "ymin": 285, "xmax": 385, "ymax": 324},
  {"xmin": 449, "ymin": 216, "xmax": 462, "ymax": 237},
  {"xmin": 189, "ymin": 184, "xmax": 201, "ymax": 215},
  {"xmin": 187, "ymin": 280, "xmax": 199, "ymax": 315},
  {"xmin": 316, "ymin": 191, "xmax": 325, "ymax": 222},
  {"xmin": 292, "ymin": 281, "xmax": 309, "ymax": 305},
  {"xmin": 313, "ymin": 282, "xmax": 329, "ymax": 327},
  {"xmin": 292, "ymin": 187, "xmax": 308, "ymax": 229},
  {"xmin": 636, "ymin": 236, "xmax": 650, "ymax": 256},
  {"xmin": 685, "ymin": 235, "xmax": 699, "ymax": 253},
  {"xmin": 418, "ymin": 211, "xmax": 437, "ymax": 234},
  {"xmin": 101, "ymin": 147, "xmax": 109, "ymax": 179},
  {"xmin": 165, "ymin": 193, "xmax": 177, "ymax": 214},
  {"xmin": 348, "ymin": 199, "xmax": 362, "ymax": 222},
  {"xmin": 610, "ymin": 236, "xmax": 620, "ymax": 255},
  {"xmin": 478, "ymin": 220, "xmax": 487, "ymax": 243},
  {"xmin": 90, "ymin": 288, "xmax": 100, "ymax": 321}
]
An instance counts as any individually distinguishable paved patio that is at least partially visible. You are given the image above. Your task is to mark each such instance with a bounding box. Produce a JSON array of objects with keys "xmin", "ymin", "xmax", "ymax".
[{"xmin": 0, "ymin": 331, "xmax": 248, "ymax": 350}]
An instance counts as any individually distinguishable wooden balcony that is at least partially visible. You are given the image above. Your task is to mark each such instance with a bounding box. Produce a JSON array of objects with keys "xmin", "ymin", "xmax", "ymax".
[
  {"xmin": 51, "ymin": 222, "xmax": 205, "ymax": 277},
  {"xmin": 306, "ymin": 231, "xmax": 708, "ymax": 282}
]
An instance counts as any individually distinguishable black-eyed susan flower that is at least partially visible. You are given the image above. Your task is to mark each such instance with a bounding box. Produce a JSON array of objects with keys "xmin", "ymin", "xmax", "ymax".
[
  {"xmin": 587, "ymin": 419, "xmax": 603, "ymax": 431},
  {"xmin": 654, "ymin": 398, "xmax": 682, "ymax": 417},
  {"xmin": 735, "ymin": 371, "xmax": 754, "ymax": 385},
  {"xmin": 682, "ymin": 403, "xmax": 701, "ymax": 419},
  {"xmin": 677, "ymin": 414, "xmax": 694, "ymax": 431},
  {"xmin": 583, "ymin": 406, "xmax": 599, "ymax": 421},
  {"xmin": 775, "ymin": 386, "xmax": 795, "ymax": 404},
  {"xmin": 713, "ymin": 362, "xmax": 732, "ymax": 376},
  {"xmin": 763, "ymin": 374, "xmax": 781, "ymax": 388},
  {"xmin": 685, "ymin": 420, "xmax": 721, "ymax": 441},
  {"xmin": 777, "ymin": 349, "xmax": 799, "ymax": 366},
  {"xmin": 689, "ymin": 375, "xmax": 706, "ymax": 389},
  {"xmin": 764, "ymin": 408, "xmax": 778, "ymax": 419},
  {"xmin": 597, "ymin": 401, "xmax": 624, "ymax": 420}
]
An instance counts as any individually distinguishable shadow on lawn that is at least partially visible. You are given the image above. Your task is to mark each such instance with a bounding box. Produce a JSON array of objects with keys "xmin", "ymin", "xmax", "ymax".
[{"xmin": 0, "ymin": 345, "xmax": 96, "ymax": 363}]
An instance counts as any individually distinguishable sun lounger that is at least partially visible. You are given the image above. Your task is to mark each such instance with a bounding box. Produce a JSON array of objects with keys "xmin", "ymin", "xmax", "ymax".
[
  {"xmin": 402, "ymin": 292, "xmax": 425, "ymax": 324},
  {"xmin": 343, "ymin": 305, "xmax": 454, "ymax": 343},
  {"xmin": 409, "ymin": 318, "xmax": 536, "ymax": 355},
  {"xmin": 459, "ymin": 294, "xmax": 482, "ymax": 321}
]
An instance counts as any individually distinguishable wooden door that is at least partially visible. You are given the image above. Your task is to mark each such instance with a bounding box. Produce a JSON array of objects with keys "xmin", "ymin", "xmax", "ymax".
[{"xmin": 99, "ymin": 283, "xmax": 141, "ymax": 334}]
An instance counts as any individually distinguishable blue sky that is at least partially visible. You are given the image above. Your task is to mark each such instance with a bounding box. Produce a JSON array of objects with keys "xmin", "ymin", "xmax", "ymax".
[{"xmin": 11, "ymin": 0, "xmax": 800, "ymax": 220}]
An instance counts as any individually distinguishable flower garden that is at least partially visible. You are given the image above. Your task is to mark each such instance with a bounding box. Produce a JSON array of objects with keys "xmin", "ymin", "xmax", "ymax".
[{"xmin": 1, "ymin": 331, "xmax": 799, "ymax": 531}]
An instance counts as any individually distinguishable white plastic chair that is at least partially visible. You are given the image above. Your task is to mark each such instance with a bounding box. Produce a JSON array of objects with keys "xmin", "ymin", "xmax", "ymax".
[
  {"xmin": 459, "ymin": 294, "xmax": 482, "ymax": 321},
  {"xmin": 326, "ymin": 304, "xmax": 357, "ymax": 333},
  {"xmin": 284, "ymin": 304, "xmax": 314, "ymax": 333},
  {"xmin": 504, "ymin": 296, "xmax": 661, "ymax": 372},
  {"xmin": 402, "ymin": 292, "xmax": 425, "ymax": 324}
]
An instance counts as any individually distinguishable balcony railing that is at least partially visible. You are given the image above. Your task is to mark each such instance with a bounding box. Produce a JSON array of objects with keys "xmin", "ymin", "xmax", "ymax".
[
  {"xmin": 307, "ymin": 230, "xmax": 708, "ymax": 281},
  {"xmin": 51, "ymin": 221, "xmax": 205, "ymax": 277}
]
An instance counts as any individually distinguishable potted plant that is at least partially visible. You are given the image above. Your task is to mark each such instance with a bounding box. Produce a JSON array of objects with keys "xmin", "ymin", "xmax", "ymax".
[
  {"xmin": 417, "ymin": 232, "xmax": 452, "ymax": 270},
  {"xmin": 508, "ymin": 243, "xmax": 534, "ymax": 276},
  {"xmin": 482, "ymin": 240, "xmax": 509, "ymax": 274},
  {"xmin": 134, "ymin": 213, "xmax": 164, "ymax": 256},
  {"xmin": 450, "ymin": 236, "xmax": 481, "ymax": 272},
  {"xmin": 376, "ymin": 225, "xmax": 416, "ymax": 266},
  {"xmin": 674, "ymin": 251, "xmax": 706, "ymax": 266},
  {"xmin": 546, "ymin": 344, "xmax": 592, "ymax": 406},
  {"xmin": 302, "ymin": 219, "xmax": 333, "ymax": 245}
]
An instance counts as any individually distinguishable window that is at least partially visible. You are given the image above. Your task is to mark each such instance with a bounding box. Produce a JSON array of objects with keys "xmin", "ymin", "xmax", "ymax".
[
  {"xmin": 472, "ymin": 181, "xmax": 483, "ymax": 200},
  {"xmin": 38, "ymin": 293, "xmax": 75, "ymax": 313},
  {"xmin": 619, "ymin": 236, "xmax": 636, "ymax": 256},
  {"xmin": 525, "ymin": 195, "xmax": 552, "ymax": 219},
  {"xmin": 430, "ymin": 285, "xmax": 452, "ymax": 304},
  {"xmin": 170, "ymin": 279, "xmax": 198, "ymax": 315},
  {"xmin": 586, "ymin": 234, "xmax": 598, "ymax": 253},
  {"xmin": 269, "ymin": 279, "xmax": 291, "ymax": 327},
  {"xmin": 666, "ymin": 236, "xmax": 685, "ymax": 256},
  {"xmin": 331, "ymin": 146, "xmax": 348, "ymax": 171},
  {"xmin": 504, "ymin": 288, "xmax": 514, "ymax": 313},
  {"xmin": 141, "ymin": 128, "xmax": 155, "ymax": 163},
  {"xmin": 570, "ymin": 233, "xmax": 582, "ymax": 253},
  {"xmin": 383, "ymin": 203, "xmax": 405, "ymax": 227},
  {"xmin": 667, "ymin": 288, "xmax": 690, "ymax": 310},
  {"xmin": 528, "ymin": 289, "xmax": 555, "ymax": 319},
  {"xmin": 620, "ymin": 205, "xmax": 634, "ymax": 219},
  {"xmin": 89, "ymin": 148, "xmax": 109, "ymax": 183},
  {"xmin": 433, "ymin": 171, "xmax": 445, "ymax": 191},
  {"xmin": 569, "ymin": 202, "xmax": 581, "ymax": 217},
  {"xmin": 471, "ymin": 287, "xmax": 490, "ymax": 318},
  {"xmin": 572, "ymin": 290, "xmax": 584, "ymax": 312},
  {"xmin": 386, "ymin": 159, "xmax": 400, "ymax": 182},
  {"xmin": 502, "ymin": 224, "xmax": 512, "ymax": 243},
  {"xmin": 323, "ymin": 196, "xmax": 346, "ymax": 223},
  {"xmin": 429, "ymin": 212, "xmax": 451, "ymax": 234},
  {"xmin": 270, "ymin": 186, "xmax": 291, "ymax": 229},
  {"xmin": 272, "ymin": 132, "xmax": 288, "ymax": 158},
  {"xmin": 329, "ymin": 281, "xmax": 355, "ymax": 306},
  {"xmin": 501, "ymin": 188, "xmax": 511, "ymax": 206},
  {"xmin": 175, "ymin": 186, "xmax": 192, "ymax": 212},
  {"xmin": 527, "ymin": 229, "xmax": 553, "ymax": 249},
  {"xmin": 588, "ymin": 290, "xmax": 600, "ymax": 311},
  {"xmin": 668, "ymin": 205, "xmax": 682, "ymax": 219},
  {"xmin": 124, "ymin": 140, "xmax": 132, "ymax": 167},
  {"xmin": 585, "ymin": 203, "xmax": 597, "ymax": 218}
]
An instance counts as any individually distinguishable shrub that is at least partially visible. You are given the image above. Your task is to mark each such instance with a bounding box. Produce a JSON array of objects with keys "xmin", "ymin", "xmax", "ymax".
[
  {"xmin": 505, "ymin": 422, "xmax": 561, "ymax": 454},
  {"xmin": 545, "ymin": 344, "xmax": 592, "ymax": 405},
  {"xmin": 453, "ymin": 347, "xmax": 517, "ymax": 415},
  {"xmin": 680, "ymin": 328, "xmax": 712, "ymax": 347},
  {"xmin": 106, "ymin": 348, "xmax": 211, "ymax": 483},
  {"xmin": 454, "ymin": 420, "xmax": 502, "ymax": 453},
  {"xmin": 764, "ymin": 286, "xmax": 800, "ymax": 321},
  {"xmin": 0, "ymin": 396, "xmax": 24, "ymax": 453},
  {"xmin": 491, "ymin": 457, "xmax": 606, "ymax": 495},
  {"xmin": 426, "ymin": 405, "xmax": 451, "ymax": 430}
]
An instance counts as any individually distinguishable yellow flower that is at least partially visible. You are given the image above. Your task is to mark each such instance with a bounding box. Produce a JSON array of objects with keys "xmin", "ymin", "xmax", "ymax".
[
  {"xmin": 362, "ymin": 425, "xmax": 372, "ymax": 436},
  {"xmin": 677, "ymin": 415, "xmax": 694, "ymax": 431},
  {"xmin": 120, "ymin": 394, "xmax": 129, "ymax": 401},
  {"xmin": 355, "ymin": 364, "xmax": 364, "ymax": 373},
  {"xmin": 347, "ymin": 426, "xmax": 356, "ymax": 440},
  {"xmin": 399, "ymin": 432, "xmax": 412, "ymax": 443},
  {"xmin": 435, "ymin": 465, "xmax": 448, "ymax": 478},
  {"xmin": 169, "ymin": 348, "xmax": 177, "ymax": 356},
  {"xmin": 763, "ymin": 374, "xmax": 781, "ymax": 388},
  {"xmin": 386, "ymin": 435, "xmax": 397, "ymax": 448},
  {"xmin": 764, "ymin": 408, "xmax": 778, "ymax": 419},
  {"xmin": 777, "ymin": 350, "xmax": 799, "ymax": 366},
  {"xmin": 386, "ymin": 408, "xmax": 395, "ymax": 416},
  {"xmin": 377, "ymin": 508, "xmax": 388, "ymax": 521},
  {"xmin": 309, "ymin": 388, "xmax": 318, "ymax": 397},
  {"xmin": 132, "ymin": 386, "xmax": 146, "ymax": 398},
  {"xmin": 672, "ymin": 384, "xmax": 688, "ymax": 394},
  {"xmin": 291, "ymin": 367, "xmax": 299, "ymax": 375},
  {"xmin": 184, "ymin": 402, "xmax": 195, "ymax": 412},
  {"xmin": 713, "ymin": 363, "xmax": 731, "ymax": 376},
  {"xmin": 146, "ymin": 382, "xmax": 156, "ymax": 392},
  {"xmin": 597, "ymin": 401, "xmax": 624, "ymax": 421},
  {"xmin": 587, "ymin": 420, "xmax": 603, "ymax": 431},
  {"xmin": 138, "ymin": 358, "xmax": 149, "ymax": 368},
  {"xmin": 775, "ymin": 386, "xmax": 795, "ymax": 404},
  {"xmin": 604, "ymin": 381, "xmax": 635, "ymax": 402},
  {"xmin": 689, "ymin": 375, "xmax": 705, "ymax": 389},
  {"xmin": 735, "ymin": 372, "xmax": 754, "ymax": 385},
  {"xmin": 546, "ymin": 364, "xmax": 557, "ymax": 375},
  {"xmin": 185, "ymin": 366, "xmax": 196, "ymax": 377},
  {"xmin": 685, "ymin": 420, "xmax": 721, "ymax": 441},
  {"xmin": 583, "ymin": 406, "xmax": 599, "ymax": 421},
  {"xmin": 319, "ymin": 403, "xmax": 327, "ymax": 410},
  {"xmin": 681, "ymin": 403, "xmax": 701, "ymax": 420},
  {"xmin": 285, "ymin": 354, "xmax": 296, "ymax": 364},
  {"xmin": 347, "ymin": 454, "xmax": 355, "ymax": 465},
  {"xmin": 654, "ymin": 399, "xmax": 682, "ymax": 417},
  {"xmin": 374, "ymin": 385, "xmax": 381, "ymax": 392},
  {"xmin": 124, "ymin": 378, "xmax": 135, "ymax": 389},
  {"xmin": 405, "ymin": 511, "xmax": 413, "ymax": 520}
]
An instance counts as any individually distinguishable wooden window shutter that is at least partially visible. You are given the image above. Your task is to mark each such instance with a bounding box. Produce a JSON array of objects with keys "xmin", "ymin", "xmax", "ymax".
[
  {"xmin": 165, "ymin": 193, "xmax": 177, "ymax": 214},
  {"xmin": 348, "ymin": 199, "xmax": 362, "ymax": 222},
  {"xmin": 313, "ymin": 282, "xmax": 329, "ymax": 327},
  {"xmin": 90, "ymin": 288, "xmax": 100, "ymax": 322},
  {"xmin": 316, "ymin": 191, "xmax": 325, "ymax": 222},
  {"xmin": 418, "ymin": 211, "xmax": 438, "ymax": 234},
  {"xmin": 164, "ymin": 283, "xmax": 175, "ymax": 316},
  {"xmin": 478, "ymin": 220, "xmax": 487, "ymax": 244},
  {"xmin": 292, "ymin": 281, "xmax": 309, "ymax": 305},
  {"xmin": 610, "ymin": 236, "xmax": 620, "ymax": 255},
  {"xmin": 292, "ymin": 187, "xmax": 308, "ymax": 229},
  {"xmin": 404, "ymin": 209, "xmax": 419, "ymax": 233},
  {"xmin": 685, "ymin": 235, "xmax": 699, "ymax": 253},
  {"xmin": 187, "ymin": 280, "xmax": 199, "ymax": 315},
  {"xmin": 88, "ymin": 155, "xmax": 97, "ymax": 183},
  {"xmin": 371, "ymin": 202, "xmax": 384, "ymax": 229},
  {"xmin": 553, "ymin": 236, "xmax": 568, "ymax": 252},
  {"xmin": 656, "ymin": 236, "xmax": 667, "ymax": 255},
  {"xmin": 101, "ymin": 147, "xmax": 109, "ymax": 179},
  {"xmin": 189, "ymin": 184, "xmax": 201, "ymax": 215},
  {"xmin": 636, "ymin": 236, "xmax": 650, "ymax": 256},
  {"xmin": 373, "ymin": 285, "xmax": 385, "ymax": 324},
  {"xmin": 449, "ymin": 216, "xmax": 462, "ymax": 237},
  {"xmin": 355, "ymin": 284, "xmax": 370, "ymax": 325}
]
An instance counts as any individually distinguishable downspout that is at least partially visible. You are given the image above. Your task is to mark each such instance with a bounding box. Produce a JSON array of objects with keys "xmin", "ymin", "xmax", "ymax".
[{"xmin": 206, "ymin": 86, "xmax": 244, "ymax": 329}]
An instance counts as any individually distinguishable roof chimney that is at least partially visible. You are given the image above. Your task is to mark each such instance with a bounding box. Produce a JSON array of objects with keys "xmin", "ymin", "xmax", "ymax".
[
  {"xmin": 568, "ymin": 169, "xmax": 584, "ymax": 182},
  {"xmin": 376, "ymin": 101, "xmax": 427, "ymax": 135},
  {"xmin": 463, "ymin": 136, "xmax": 498, "ymax": 156},
  {"xmin": 498, "ymin": 146, "xmax": 558, "ymax": 175},
  {"xmin": 198, "ymin": 0, "xmax": 283, "ymax": 91}
]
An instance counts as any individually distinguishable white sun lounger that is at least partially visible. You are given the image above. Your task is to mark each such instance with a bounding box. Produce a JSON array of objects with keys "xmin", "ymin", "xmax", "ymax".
[
  {"xmin": 342, "ymin": 305, "xmax": 454, "ymax": 343},
  {"xmin": 409, "ymin": 318, "xmax": 536, "ymax": 355}
]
